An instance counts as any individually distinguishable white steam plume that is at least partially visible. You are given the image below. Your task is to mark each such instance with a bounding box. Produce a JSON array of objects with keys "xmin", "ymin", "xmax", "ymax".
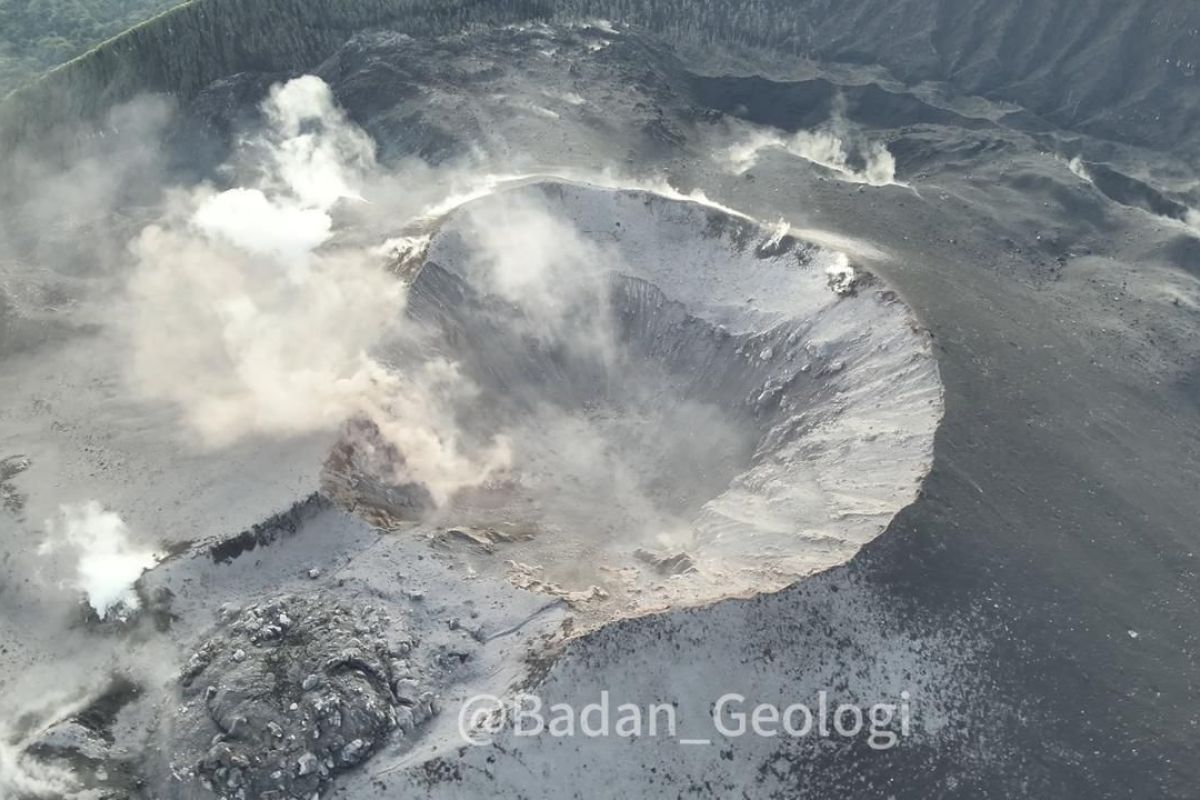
[
  {"xmin": 125, "ymin": 76, "xmax": 510, "ymax": 503},
  {"xmin": 39, "ymin": 502, "xmax": 159, "ymax": 620},
  {"xmin": 0, "ymin": 737, "xmax": 76, "ymax": 799},
  {"xmin": 723, "ymin": 96, "xmax": 899, "ymax": 187},
  {"xmin": 1066, "ymin": 155, "xmax": 1092, "ymax": 183},
  {"xmin": 259, "ymin": 75, "xmax": 375, "ymax": 208},
  {"xmin": 450, "ymin": 194, "xmax": 622, "ymax": 356}
]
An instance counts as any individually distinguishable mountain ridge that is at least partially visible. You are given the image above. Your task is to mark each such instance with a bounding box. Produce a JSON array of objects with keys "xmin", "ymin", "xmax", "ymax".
[{"xmin": 1, "ymin": 0, "xmax": 1198, "ymax": 159}]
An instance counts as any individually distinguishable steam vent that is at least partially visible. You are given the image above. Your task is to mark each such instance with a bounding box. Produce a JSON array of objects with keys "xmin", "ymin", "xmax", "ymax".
[{"xmin": 333, "ymin": 181, "xmax": 944, "ymax": 620}]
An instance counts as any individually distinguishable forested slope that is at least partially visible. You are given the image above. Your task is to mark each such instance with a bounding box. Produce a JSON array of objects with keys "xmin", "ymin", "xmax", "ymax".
[
  {"xmin": 0, "ymin": 0, "xmax": 183, "ymax": 94},
  {"xmin": 0, "ymin": 0, "xmax": 1198, "ymax": 156}
]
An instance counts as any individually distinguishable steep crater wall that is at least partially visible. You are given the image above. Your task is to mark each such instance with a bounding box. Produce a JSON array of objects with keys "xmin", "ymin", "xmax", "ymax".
[{"xmin": 336, "ymin": 181, "xmax": 944, "ymax": 619}]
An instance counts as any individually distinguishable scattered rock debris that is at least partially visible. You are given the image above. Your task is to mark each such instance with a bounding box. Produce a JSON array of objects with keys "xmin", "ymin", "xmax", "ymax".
[
  {"xmin": 433, "ymin": 525, "xmax": 534, "ymax": 554},
  {"xmin": 178, "ymin": 594, "xmax": 433, "ymax": 799},
  {"xmin": 0, "ymin": 453, "xmax": 30, "ymax": 514}
]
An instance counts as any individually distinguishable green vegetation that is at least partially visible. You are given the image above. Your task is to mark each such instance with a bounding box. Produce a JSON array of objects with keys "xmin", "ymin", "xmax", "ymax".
[{"xmin": 0, "ymin": 0, "xmax": 186, "ymax": 95}]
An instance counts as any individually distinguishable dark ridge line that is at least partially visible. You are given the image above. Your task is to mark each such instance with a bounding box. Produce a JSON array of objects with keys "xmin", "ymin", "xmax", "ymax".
[{"xmin": 207, "ymin": 491, "xmax": 332, "ymax": 564}]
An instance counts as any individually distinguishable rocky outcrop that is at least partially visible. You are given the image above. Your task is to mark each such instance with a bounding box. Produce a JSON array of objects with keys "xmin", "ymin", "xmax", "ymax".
[{"xmin": 177, "ymin": 593, "xmax": 434, "ymax": 800}]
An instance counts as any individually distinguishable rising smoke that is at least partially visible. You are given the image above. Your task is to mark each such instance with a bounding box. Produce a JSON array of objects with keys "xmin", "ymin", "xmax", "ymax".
[
  {"xmin": 722, "ymin": 95, "xmax": 898, "ymax": 186},
  {"xmin": 39, "ymin": 502, "xmax": 159, "ymax": 620},
  {"xmin": 449, "ymin": 193, "xmax": 623, "ymax": 354},
  {"xmin": 2, "ymin": 75, "xmax": 532, "ymax": 798},
  {"xmin": 125, "ymin": 75, "xmax": 512, "ymax": 503}
]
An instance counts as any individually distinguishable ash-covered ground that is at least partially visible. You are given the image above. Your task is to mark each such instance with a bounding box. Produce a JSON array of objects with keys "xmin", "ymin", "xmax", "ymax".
[{"xmin": 0, "ymin": 12, "xmax": 1199, "ymax": 800}]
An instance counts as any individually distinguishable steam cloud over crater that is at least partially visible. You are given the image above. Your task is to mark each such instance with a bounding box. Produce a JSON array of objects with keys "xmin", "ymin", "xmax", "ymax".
[
  {"xmin": 332, "ymin": 181, "xmax": 943, "ymax": 618},
  {"xmin": 125, "ymin": 76, "xmax": 511, "ymax": 502}
]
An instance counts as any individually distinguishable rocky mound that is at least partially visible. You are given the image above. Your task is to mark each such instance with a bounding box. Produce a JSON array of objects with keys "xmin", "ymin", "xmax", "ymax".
[{"xmin": 171, "ymin": 594, "xmax": 434, "ymax": 800}]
